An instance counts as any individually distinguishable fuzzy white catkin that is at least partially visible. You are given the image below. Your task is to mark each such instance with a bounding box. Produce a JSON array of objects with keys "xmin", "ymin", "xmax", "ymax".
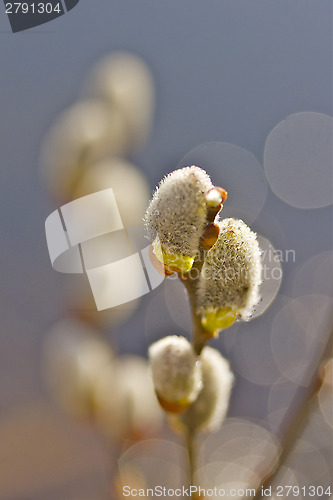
[
  {"xmin": 42, "ymin": 319, "xmax": 113, "ymax": 418},
  {"xmin": 178, "ymin": 347, "xmax": 234, "ymax": 433},
  {"xmin": 73, "ymin": 157, "xmax": 150, "ymax": 227},
  {"xmin": 198, "ymin": 218, "xmax": 262, "ymax": 320},
  {"xmin": 94, "ymin": 356, "xmax": 163, "ymax": 441},
  {"xmin": 40, "ymin": 100, "xmax": 129, "ymax": 200},
  {"xmin": 144, "ymin": 166, "xmax": 214, "ymax": 258},
  {"xmin": 148, "ymin": 335, "xmax": 202, "ymax": 406},
  {"xmin": 83, "ymin": 51, "xmax": 155, "ymax": 150}
]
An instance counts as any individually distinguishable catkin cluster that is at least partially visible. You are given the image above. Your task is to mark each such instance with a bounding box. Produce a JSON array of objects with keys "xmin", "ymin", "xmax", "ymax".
[
  {"xmin": 198, "ymin": 218, "xmax": 262, "ymax": 331},
  {"xmin": 149, "ymin": 336, "xmax": 233, "ymax": 432},
  {"xmin": 146, "ymin": 165, "xmax": 263, "ymax": 435}
]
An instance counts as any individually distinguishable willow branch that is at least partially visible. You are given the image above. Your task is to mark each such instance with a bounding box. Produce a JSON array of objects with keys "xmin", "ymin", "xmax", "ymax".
[
  {"xmin": 178, "ymin": 203, "xmax": 221, "ymax": 355},
  {"xmin": 179, "ymin": 249, "xmax": 208, "ymax": 355},
  {"xmin": 185, "ymin": 427, "xmax": 196, "ymax": 495},
  {"xmin": 250, "ymin": 325, "xmax": 333, "ymax": 500}
]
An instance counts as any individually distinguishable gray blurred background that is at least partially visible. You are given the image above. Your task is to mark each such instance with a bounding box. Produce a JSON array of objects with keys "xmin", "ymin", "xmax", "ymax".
[{"xmin": 0, "ymin": 1, "xmax": 332, "ymax": 499}]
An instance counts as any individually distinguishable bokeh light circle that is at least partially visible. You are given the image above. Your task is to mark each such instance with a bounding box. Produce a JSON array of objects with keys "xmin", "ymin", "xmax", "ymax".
[
  {"xmin": 118, "ymin": 439, "xmax": 186, "ymax": 491},
  {"xmin": 200, "ymin": 418, "xmax": 280, "ymax": 473},
  {"xmin": 266, "ymin": 377, "xmax": 299, "ymax": 431},
  {"xmin": 252, "ymin": 235, "xmax": 283, "ymax": 319},
  {"xmin": 144, "ymin": 286, "xmax": 192, "ymax": 345},
  {"xmin": 164, "ymin": 278, "xmax": 191, "ymax": 332},
  {"xmin": 289, "ymin": 439, "xmax": 331, "ymax": 487},
  {"xmin": 232, "ymin": 308, "xmax": 282, "ymax": 386},
  {"xmin": 264, "ymin": 112, "xmax": 333, "ymax": 209},
  {"xmin": 292, "ymin": 251, "xmax": 333, "ymax": 299},
  {"xmin": 178, "ymin": 142, "xmax": 268, "ymax": 224},
  {"xmin": 270, "ymin": 295, "xmax": 333, "ymax": 386}
]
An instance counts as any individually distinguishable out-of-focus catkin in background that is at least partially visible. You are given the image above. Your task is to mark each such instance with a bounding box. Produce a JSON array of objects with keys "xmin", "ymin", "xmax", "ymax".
[{"xmin": 0, "ymin": 1, "xmax": 332, "ymax": 499}]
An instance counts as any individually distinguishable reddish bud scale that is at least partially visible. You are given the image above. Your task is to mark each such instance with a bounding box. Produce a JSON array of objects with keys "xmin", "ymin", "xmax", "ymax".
[{"xmin": 200, "ymin": 223, "xmax": 220, "ymax": 249}]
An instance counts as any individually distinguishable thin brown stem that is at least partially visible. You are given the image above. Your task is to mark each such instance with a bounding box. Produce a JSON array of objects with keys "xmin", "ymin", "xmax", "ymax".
[
  {"xmin": 250, "ymin": 326, "xmax": 333, "ymax": 500},
  {"xmin": 178, "ymin": 241, "xmax": 212, "ymax": 355},
  {"xmin": 179, "ymin": 273, "xmax": 208, "ymax": 355},
  {"xmin": 177, "ymin": 201, "xmax": 223, "ymax": 354},
  {"xmin": 177, "ymin": 203, "xmax": 224, "ymax": 494},
  {"xmin": 178, "ymin": 245, "xmax": 210, "ymax": 496},
  {"xmin": 186, "ymin": 428, "xmax": 196, "ymax": 498}
]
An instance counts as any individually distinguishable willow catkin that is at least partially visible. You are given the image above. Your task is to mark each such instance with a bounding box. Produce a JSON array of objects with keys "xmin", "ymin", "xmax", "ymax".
[
  {"xmin": 177, "ymin": 346, "xmax": 234, "ymax": 433},
  {"xmin": 145, "ymin": 166, "xmax": 220, "ymax": 272},
  {"xmin": 148, "ymin": 335, "xmax": 202, "ymax": 413},
  {"xmin": 198, "ymin": 218, "xmax": 262, "ymax": 333}
]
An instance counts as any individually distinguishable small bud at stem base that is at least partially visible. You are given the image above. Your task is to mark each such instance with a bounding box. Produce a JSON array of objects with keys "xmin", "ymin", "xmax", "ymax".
[
  {"xmin": 201, "ymin": 308, "xmax": 238, "ymax": 335},
  {"xmin": 153, "ymin": 238, "xmax": 194, "ymax": 274},
  {"xmin": 156, "ymin": 392, "xmax": 193, "ymax": 414}
]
